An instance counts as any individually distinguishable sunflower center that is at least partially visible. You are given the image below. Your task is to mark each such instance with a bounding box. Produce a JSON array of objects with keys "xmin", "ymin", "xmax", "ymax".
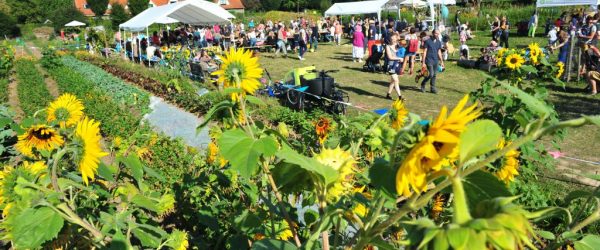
[
  {"xmin": 54, "ymin": 107, "xmax": 71, "ymax": 122},
  {"xmin": 510, "ymin": 58, "xmax": 518, "ymax": 64},
  {"xmin": 32, "ymin": 128, "xmax": 55, "ymax": 140}
]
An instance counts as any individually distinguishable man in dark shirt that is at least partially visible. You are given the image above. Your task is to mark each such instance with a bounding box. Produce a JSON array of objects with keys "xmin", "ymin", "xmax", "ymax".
[{"xmin": 421, "ymin": 30, "xmax": 445, "ymax": 94}]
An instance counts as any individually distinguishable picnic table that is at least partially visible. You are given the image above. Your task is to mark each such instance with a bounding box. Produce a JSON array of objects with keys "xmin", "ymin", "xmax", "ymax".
[{"xmin": 242, "ymin": 45, "xmax": 274, "ymax": 53}]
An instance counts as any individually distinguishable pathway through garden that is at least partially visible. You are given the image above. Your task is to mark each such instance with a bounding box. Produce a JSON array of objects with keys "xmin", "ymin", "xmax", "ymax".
[
  {"xmin": 7, "ymin": 73, "xmax": 23, "ymax": 122},
  {"xmin": 27, "ymin": 42, "xmax": 60, "ymax": 98},
  {"xmin": 144, "ymin": 96, "xmax": 210, "ymax": 150}
]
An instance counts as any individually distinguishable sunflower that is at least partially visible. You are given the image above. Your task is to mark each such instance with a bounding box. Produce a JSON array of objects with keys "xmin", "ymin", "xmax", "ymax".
[
  {"xmin": 390, "ymin": 99, "xmax": 409, "ymax": 130},
  {"xmin": 314, "ymin": 147, "xmax": 356, "ymax": 202},
  {"xmin": 277, "ymin": 221, "xmax": 294, "ymax": 241},
  {"xmin": 556, "ymin": 62, "xmax": 565, "ymax": 78},
  {"xmin": 395, "ymin": 95, "xmax": 480, "ymax": 196},
  {"xmin": 430, "ymin": 193, "xmax": 445, "ymax": 220},
  {"xmin": 497, "ymin": 48, "xmax": 508, "ymax": 58},
  {"xmin": 212, "ymin": 48, "xmax": 263, "ymax": 101},
  {"xmin": 167, "ymin": 230, "xmax": 189, "ymax": 250},
  {"xmin": 315, "ymin": 117, "xmax": 331, "ymax": 145},
  {"xmin": 505, "ymin": 54, "xmax": 525, "ymax": 70},
  {"xmin": 495, "ymin": 139, "xmax": 520, "ymax": 184},
  {"xmin": 528, "ymin": 43, "xmax": 542, "ymax": 65},
  {"xmin": 183, "ymin": 49, "xmax": 191, "ymax": 59},
  {"xmin": 15, "ymin": 125, "xmax": 64, "ymax": 158},
  {"xmin": 73, "ymin": 117, "xmax": 108, "ymax": 185},
  {"xmin": 47, "ymin": 93, "xmax": 84, "ymax": 128},
  {"xmin": 22, "ymin": 161, "xmax": 47, "ymax": 175},
  {"xmin": 352, "ymin": 203, "xmax": 368, "ymax": 217}
]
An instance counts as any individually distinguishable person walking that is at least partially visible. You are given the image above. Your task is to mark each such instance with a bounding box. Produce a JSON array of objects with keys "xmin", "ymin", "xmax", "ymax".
[
  {"xmin": 298, "ymin": 24, "xmax": 308, "ymax": 61},
  {"xmin": 420, "ymin": 30, "xmax": 445, "ymax": 94},
  {"xmin": 310, "ymin": 21, "xmax": 319, "ymax": 52},
  {"xmin": 352, "ymin": 25, "xmax": 365, "ymax": 63},
  {"xmin": 276, "ymin": 25, "xmax": 288, "ymax": 57},
  {"xmin": 401, "ymin": 27, "xmax": 419, "ymax": 76},
  {"xmin": 385, "ymin": 34, "xmax": 405, "ymax": 100},
  {"xmin": 499, "ymin": 16, "xmax": 510, "ymax": 48},
  {"xmin": 529, "ymin": 11, "xmax": 539, "ymax": 37}
]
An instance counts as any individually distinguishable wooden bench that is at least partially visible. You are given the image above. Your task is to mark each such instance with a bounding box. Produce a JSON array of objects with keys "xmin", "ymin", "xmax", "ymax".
[{"xmin": 242, "ymin": 45, "xmax": 274, "ymax": 53}]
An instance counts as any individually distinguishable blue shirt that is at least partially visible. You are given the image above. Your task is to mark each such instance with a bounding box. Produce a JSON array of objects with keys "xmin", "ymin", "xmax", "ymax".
[
  {"xmin": 424, "ymin": 38, "xmax": 442, "ymax": 65},
  {"xmin": 396, "ymin": 47, "xmax": 406, "ymax": 58}
]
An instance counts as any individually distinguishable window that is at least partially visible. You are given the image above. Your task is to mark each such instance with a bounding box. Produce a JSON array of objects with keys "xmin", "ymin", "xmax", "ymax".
[
  {"xmin": 107, "ymin": 4, "xmax": 112, "ymax": 9},
  {"xmin": 219, "ymin": 0, "xmax": 228, "ymax": 5},
  {"xmin": 169, "ymin": 0, "xmax": 177, "ymax": 3},
  {"xmin": 83, "ymin": 4, "xmax": 89, "ymax": 9}
]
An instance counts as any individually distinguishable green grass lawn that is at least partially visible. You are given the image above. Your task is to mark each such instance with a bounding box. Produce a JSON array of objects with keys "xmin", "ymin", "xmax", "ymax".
[{"xmin": 258, "ymin": 30, "xmax": 600, "ymax": 172}]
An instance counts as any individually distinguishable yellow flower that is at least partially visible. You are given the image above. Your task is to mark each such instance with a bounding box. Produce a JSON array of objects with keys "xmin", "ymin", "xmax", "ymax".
[
  {"xmin": 497, "ymin": 48, "xmax": 508, "ymax": 58},
  {"xmin": 15, "ymin": 125, "xmax": 64, "ymax": 158},
  {"xmin": 277, "ymin": 221, "xmax": 294, "ymax": 241},
  {"xmin": 395, "ymin": 95, "xmax": 480, "ymax": 196},
  {"xmin": 353, "ymin": 203, "xmax": 368, "ymax": 217},
  {"xmin": 315, "ymin": 117, "xmax": 331, "ymax": 145},
  {"xmin": 22, "ymin": 161, "xmax": 47, "ymax": 175},
  {"xmin": 391, "ymin": 99, "xmax": 409, "ymax": 130},
  {"xmin": 168, "ymin": 230, "xmax": 188, "ymax": 250},
  {"xmin": 73, "ymin": 117, "xmax": 108, "ymax": 185},
  {"xmin": 505, "ymin": 54, "xmax": 525, "ymax": 70},
  {"xmin": 431, "ymin": 193, "xmax": 445, "ymax": 220},
  {"xmin": 556, "ymin": 62, "xmax": 565, "ymax": 78},
  {"xmin": 183, "ymin": 49, "xmax": 191, "ymax": 58},
  {"xmin": 47, "ymin": 93, "xmax": 84, "ymax": 128},
  {"xmin": 495, "ymin": 139, "xmax": 520, "ymax": 184},
  {"xmin": 314, "ymin": 147, "xmax": 356, "ymax": 201},
  {"xmin": 528, "ymin": 43, "xmax": 542, "ymax": 65},
  {"xmin": 212, "ymin": 48, "xmax": 263, "ymax": 101},
  {"xmin": 113, "ymin": 136, "xmax": 122, "ymax": 148},
  {"xmin": 206, "ymin": 140, "xmax": 227, "ymax": 167}
]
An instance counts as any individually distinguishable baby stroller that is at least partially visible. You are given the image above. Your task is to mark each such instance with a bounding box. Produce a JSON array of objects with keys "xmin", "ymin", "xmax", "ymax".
[{"xmin": 363, "ymin": 44, "xmax": 384, "ymax": 73}]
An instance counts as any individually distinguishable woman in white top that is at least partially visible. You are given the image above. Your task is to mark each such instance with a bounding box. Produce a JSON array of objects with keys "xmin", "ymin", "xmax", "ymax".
[
  {"xmin": 248, "ymin": 28, "xmax": 257, "ymax": 47},
  {"xmin": 385, "ymin": 34, "xmax": 405, "ymax": 100}
]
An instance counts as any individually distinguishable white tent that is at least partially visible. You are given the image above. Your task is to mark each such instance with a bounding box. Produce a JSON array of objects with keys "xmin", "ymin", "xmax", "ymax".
[
  {"xmin": 536, "ymin": 0, "xmax": 599, "ymax": 8},
  {"xmin": 119, "ymin": 0, "xmax": 235, "ymax": 31},
  {"xmin": 64, "ymin": 20, "xmax": 86, "ymax": 27},
  {"xmin": 324, "ymin": 0, "xmax": 388, "ymax": 16},
  {"xmin": 428, "ymin": 0, "xmax": 456, "ymax": 4},
  {"xmin": 156, "ymin": 16, "xmax": 179, "ymax": 25}
]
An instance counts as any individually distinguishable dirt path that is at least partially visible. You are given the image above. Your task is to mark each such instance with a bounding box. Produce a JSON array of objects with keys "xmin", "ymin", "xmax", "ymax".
[
  {"xmin": 26, "ymin": 42, "xmax": 42, "ymax": 59},
  {"xmin": 553, "ymin": 158, "xmax": 600, "ymax": 187},
  {"xmin": 7, "ymin": 73, "xmax": 24, "ymax": 122},
  {"xmin": 35, "ymin": 64, "xmax": 60, "ymax": 98}
]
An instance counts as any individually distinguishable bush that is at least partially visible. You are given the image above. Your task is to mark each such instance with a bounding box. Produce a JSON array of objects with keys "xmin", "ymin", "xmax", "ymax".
[
  {"xmin": 110, "ymin": 3, "xmax": 129, "ymax": 31},
  {"xmin": 14, "ymin": 59, "xmax": 52, "ymax": 116},
  {"xmin": 0, "ymin": 78, "xmax": 8, "ymax": 103}
]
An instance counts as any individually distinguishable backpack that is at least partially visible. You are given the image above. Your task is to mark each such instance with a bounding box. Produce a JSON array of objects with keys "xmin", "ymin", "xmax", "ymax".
[{"xmin": 408, "ymin": 38, "xmax": 419, "ymax": 53}]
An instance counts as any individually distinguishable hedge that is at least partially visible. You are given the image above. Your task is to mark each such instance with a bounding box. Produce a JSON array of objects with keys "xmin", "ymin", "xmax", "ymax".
[{"xmin": 14, "ymin": 59, "xmax": 52, "ymax": 116}]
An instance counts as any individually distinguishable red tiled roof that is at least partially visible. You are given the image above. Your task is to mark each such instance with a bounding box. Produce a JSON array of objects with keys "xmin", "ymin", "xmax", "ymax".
[
  {"xmin": 151, "ymin": 0, "xmax": 170, "ymax": 6},
  {"xmin": 213, "ymin": 0, "xmax": 244, "ymax": 10}
]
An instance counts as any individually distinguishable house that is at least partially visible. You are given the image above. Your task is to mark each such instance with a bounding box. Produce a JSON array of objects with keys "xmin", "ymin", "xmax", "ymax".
[
  {"xmin": 75, "ymin": 0, "xmax": 129, "ymax": 16},
  {"xmin": 149, "ymin": 0, "xmax": 179, "ymax": 8},
  {"xmin": 213, "ymin": 0, "xmax": 245, "ymax": 13}
]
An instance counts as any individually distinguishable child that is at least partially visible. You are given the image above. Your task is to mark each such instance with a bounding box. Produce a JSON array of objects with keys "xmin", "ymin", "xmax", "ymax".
[
  {"xmin": 460, "ymin": 44, "xmax": 470, "ymax": 60},
  {"xmin": 547, "ymin": 26, "xmax": 559, "ymax": 53},
  {"xmin": 396, "ymin": 40, "xmax": 407, "ymax": 75}
]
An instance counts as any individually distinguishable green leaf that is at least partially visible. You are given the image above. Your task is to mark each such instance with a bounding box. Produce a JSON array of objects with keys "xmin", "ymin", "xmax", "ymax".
[
  {"xmin": 459, "ymin": 120, "xmax": 502, "ymax": 164},
  {"xmin": 501, "ymin": 83, "xmax": 550, "ymax": 117},
  {"xmin": 97, "ymin": 162, "xmax": 115, "ymax": 182},
  {"xmin": 585, "ymin": 115, "xmax": 600, "ymax": 127},
  {"xmin": 465, "ymin": 230, "xmax": 486, "ymax": 249},
  {"xmin": 536, "ymin": 230, "xmax": 556, "ymax": 240},
  {"xmin": 447, "ymin": 227, "xmax": 470, "ymax": 250},
  {"xmin": 433, "ymin": 230, "xmax": 449, "ymax": 250},
  {"xmin": 11, "ymin": 206, "xmax": 64, "ymax": 249},
  {"xmin": 234, "ymin": 210, "xmax": 262, "ymax": 233},
  {"xmin": 368, "ymin": 158, "xmax": 397, "ymax": 199},
  {"xmin": 245, "ymin": 95, "xmax": 266, "ymax": 106},
  {"xmin": 462, "ymin": 171, "xmax": 512, "ymax": 212},
  {"xmin": 370, "ymin": 237, "xmax": 397, "ymax": 250},
  {"xmin": 275, "ymin": 145, "xmax": 338, "ymax": 186},
  {"xmin": 197, "ymin": 100, "xmax": 235, "ymax": 130},
  {"xmin": 251, "ymin": 239, "xmax": 298, "ymax": 250},
  {"xmin": 118, "ymin": 154, "xmax": 144, "ymax": 186},
  {"xmin": 574, "ymin": 235, "xmax": 600, "ymax": 250},
  {"xmin": 131, "ymin": 194, "xmax": 158, "ymax": 212},
  {"xmin": 564, "ymin": 190, "xmax": 592, "ymax": 205},
  {"xmin": 520, "ymin": 65, "xmax": 538, "ymax": 74},
  {"xmin": 218, "ymin": 129, "xmax": 278, "ymax": 178},
  {"xmin": 419, "ymin": 229, "xmax": 440, "ymax": 249},
  {"xmin": 131, "ymin": 226, "xmax": 163, "ymax": 248}
]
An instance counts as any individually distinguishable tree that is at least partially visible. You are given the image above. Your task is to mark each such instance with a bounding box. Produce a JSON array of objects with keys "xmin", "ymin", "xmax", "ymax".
[
  {"xmin": 110, "ymin": 3, "xmax": 129, "ymax": 30},
  {"xmin": 129, "ymin": 0, "xmax": 148, "ymax": 16},
  {"xmin": 6, "ymin": 0, "xmax": 39, "ymax": 23},
  {"xmin": 0, "ymin": 10, "xmax": 19, "ymax": 37},
  {"xmin": 261, "ymin": 0, "xmax": 281, "ymax": 11},
  {"xmin": 52, "ymin": 5, "xmax": 86, "ymax": 32},
  {"xmin": 89, "ymin": 0, "xmax": 109, "ymax": 17},
  {"xmin": 242, "ymin": 0, "xmax": 261, "ymax": 11}
]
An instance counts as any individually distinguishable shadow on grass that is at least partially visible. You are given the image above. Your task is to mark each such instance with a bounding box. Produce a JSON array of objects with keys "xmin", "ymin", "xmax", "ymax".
[
  {"xmin": 551, "ymin": 92, "xmax": 600, "ymax": 120},
  {"xmin": 338, "ymin": 85, "xmax": 386, "ymax": 99}
]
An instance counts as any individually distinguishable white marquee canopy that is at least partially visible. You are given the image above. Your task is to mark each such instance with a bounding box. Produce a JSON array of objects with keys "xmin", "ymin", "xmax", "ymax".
[
  {"xmin": 119, "ymin": 0, "xmax": 235, "ymax": 32},
  {"xmin": 536, "ymin": 0, "xmax": 599, "ymax": 8},
  {"xmin": 324, "ymin": 0, "xmax": 388, "ymax": 17}
]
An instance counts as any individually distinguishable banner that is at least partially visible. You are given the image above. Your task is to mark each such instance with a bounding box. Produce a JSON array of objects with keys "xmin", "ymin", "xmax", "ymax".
[{"xmin": 537, "ymin": 0, "xmax": 599, "ymax": 8}]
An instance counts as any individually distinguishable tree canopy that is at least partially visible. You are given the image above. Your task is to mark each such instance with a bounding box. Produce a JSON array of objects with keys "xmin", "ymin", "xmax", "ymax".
[
  {"xmin": 89, "ymin": 0, "xmax": 109, "ymax": 17},
  {"xmin": 128, "ymin": 0, "xmax": 148, "ymax": 16},
  {"xmin": 110, "ymin": 3, "xmax": 129, "ymax": 30}
]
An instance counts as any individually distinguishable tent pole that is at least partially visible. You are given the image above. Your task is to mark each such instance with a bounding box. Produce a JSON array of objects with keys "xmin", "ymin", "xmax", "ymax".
[{"xmin": 147, "ymin": 27, "xmax": 150, "ymax": 67}]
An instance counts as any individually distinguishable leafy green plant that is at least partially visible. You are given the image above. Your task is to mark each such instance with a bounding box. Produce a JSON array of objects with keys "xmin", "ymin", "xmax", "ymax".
[
  {"xmin": 14, "ymin": 59, "xmax": 52, "ymax": 116},
  {"xmin": 40, "ymin": 46, "xmax": 63, "ymax": 69},
  {"xmin": 60, "ymin": 56, "xmax": 150, "ymax": 114},
  {"xmin": 0, "ymin": 41, "xmax": 15, "ymax": 78}
]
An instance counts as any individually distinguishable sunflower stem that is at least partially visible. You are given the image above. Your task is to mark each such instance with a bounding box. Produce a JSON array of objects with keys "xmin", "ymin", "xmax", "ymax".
[
  {"xmin": 260, "ymin": 161, "xmax": 302, "ymax": 247},
  {"xmin": 56, "ymin": 203, "xmax": 106, "ymax": 243},
  {"xmin": 451, "ymin": 176, "xmax": 472, "ymax": 224}
]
